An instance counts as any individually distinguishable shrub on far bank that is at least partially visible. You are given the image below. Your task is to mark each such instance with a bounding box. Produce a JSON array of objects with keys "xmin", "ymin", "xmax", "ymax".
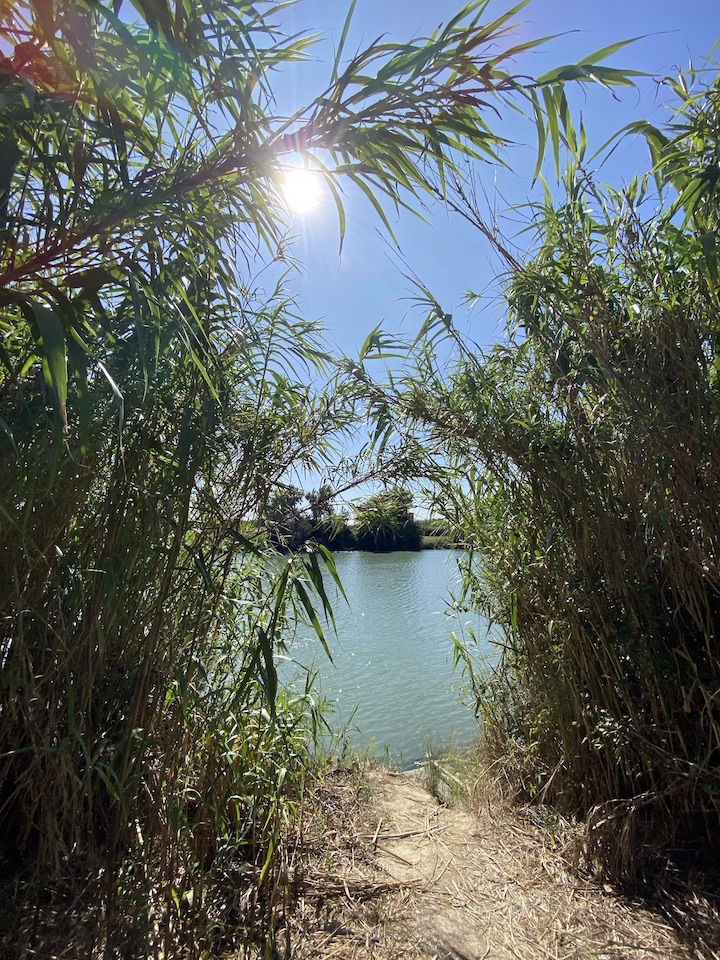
[
  {"xmin": 417, "ymin": 518, "xmax": 463, "ymax": 549},
  {"xmin": 353, "ymin": 488, "xmax": 422, "ymax": 552}
]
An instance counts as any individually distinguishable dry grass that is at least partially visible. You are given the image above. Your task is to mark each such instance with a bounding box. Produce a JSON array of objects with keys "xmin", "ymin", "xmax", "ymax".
[
  {"xmin": 287, "ymin": 763, "xmax": 716, "ymax": 960},
  {"xmin": 3, "ymin": 760, "xmax": 719, "ymax": 959}
]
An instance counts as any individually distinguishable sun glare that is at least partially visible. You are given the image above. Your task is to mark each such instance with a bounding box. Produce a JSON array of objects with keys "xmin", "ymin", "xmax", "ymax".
[{"xmin": 281, "ymin": 168, "xmax": 322, "ymax": 215}]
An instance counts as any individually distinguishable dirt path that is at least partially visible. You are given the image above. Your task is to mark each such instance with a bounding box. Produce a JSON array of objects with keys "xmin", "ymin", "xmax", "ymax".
[{"xmin": 292, "ymin": 768, "xmax": 695, "ymax": 960}]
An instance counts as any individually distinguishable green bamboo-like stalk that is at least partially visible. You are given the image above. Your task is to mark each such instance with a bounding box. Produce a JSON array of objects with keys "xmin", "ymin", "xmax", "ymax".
[
  {"xmin": 372, "ymin": 65, "xmax": 720, "ymax": 882},
  {"xmin": 0, "ymin": 0, "xmax": 641, "ymax": 947}
]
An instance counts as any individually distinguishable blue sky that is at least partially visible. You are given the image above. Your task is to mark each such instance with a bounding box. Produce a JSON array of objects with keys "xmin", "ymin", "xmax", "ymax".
[{"xmin": 270, "ymin": 0, "xmax": 718, "ymax": 357}]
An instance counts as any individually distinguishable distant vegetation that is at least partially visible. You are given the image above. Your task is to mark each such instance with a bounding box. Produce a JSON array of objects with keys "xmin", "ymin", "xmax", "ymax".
[
  {"xmin": 263, "ymin": 485, "xmax": 459, "ymax": 552},
  {"xmin": 416, "ymin": 518, "xmax": 463, "ymax": 550},
  {"xmin": 263, "ymin": 483, "xmax": 354, "ymax": 551}
]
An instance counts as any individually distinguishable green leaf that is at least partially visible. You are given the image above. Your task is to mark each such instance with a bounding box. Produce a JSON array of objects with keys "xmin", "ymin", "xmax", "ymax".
[
  {"xmin": 97, "ymin": 361, "xmax": 124, "ymax": 434},
  {"xmin": 536, "ymin": 63, "xmax": 643, "ymax": 87},
  {"xmin": 27, "ymin": 301, "xmax": 68, "ymax": 432},
  {"xmin": 66, "ymin": 335, "xmax": 90, "ymax": 454},
  {"xmin": 292, "ymin": 579, "xmax": 332, "ymax": 661},
  {"xmin": 323, "ymin": 171, "xmax": 347, "ymax": 256},
  {"xmin": 579, "ymin": 36, "xmax": 647, "ymax": 65},
  {"xmin": 0, "ymin": 416, "xmax": 19, "ymax": 460},
  {"xmin": 129, "ymin": 0, "xmax": 174, "ymax": 39},
  {"xmin": 348, "ymin": 172, "xmax": 402, "ymax": 245},
  {"xmin": 332, "ymin": 0, "xmax": 358, "ymax": 84},
  {"xmin": 699, "ymin": 231, "xmax": 718, "ymax": 284}
]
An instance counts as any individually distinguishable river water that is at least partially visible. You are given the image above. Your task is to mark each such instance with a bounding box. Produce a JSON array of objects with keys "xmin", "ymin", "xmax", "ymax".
[{"xmin": 281, "ymin": 550, "xmax": 494, "ymax": 768}]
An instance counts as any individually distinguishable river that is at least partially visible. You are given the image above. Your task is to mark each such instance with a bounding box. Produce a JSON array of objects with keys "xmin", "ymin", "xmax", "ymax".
[{"xmin": 281, "ymin": 550, "xmax": 495, "ymax": 768}]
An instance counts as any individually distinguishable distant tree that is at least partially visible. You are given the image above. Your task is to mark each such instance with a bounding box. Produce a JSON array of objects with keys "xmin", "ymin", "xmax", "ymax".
[
  {"xmin": 354, "ymin": 488, "xmax": 422, "ymax": 551},
  {"xmin": 265, "ymin": 485, "xmax": 311, "ymax": 549},
  {"xmin": 306, "ymin": 484, "xmax": 335, "ymax": 525},
  {"xmin": 264, "ymin": 484, "xmax": 355, "ymax": 549}
]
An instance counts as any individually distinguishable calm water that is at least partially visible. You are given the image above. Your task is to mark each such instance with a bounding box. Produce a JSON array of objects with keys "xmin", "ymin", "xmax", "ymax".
[{"xmin": 281, "ymin": 550, "xmax": 493, "ymax": 768}]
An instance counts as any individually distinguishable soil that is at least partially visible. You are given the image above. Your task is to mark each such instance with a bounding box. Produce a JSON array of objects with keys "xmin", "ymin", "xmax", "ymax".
[{"xmin": 290, "ymin": 767, "xmax": 702, "ymax": 960}]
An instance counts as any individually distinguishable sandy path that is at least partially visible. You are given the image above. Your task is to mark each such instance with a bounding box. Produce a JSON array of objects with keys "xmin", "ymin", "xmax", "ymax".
[{"xmin": 292, "ymin": 768, "xmax": 694, "ymax": 960}]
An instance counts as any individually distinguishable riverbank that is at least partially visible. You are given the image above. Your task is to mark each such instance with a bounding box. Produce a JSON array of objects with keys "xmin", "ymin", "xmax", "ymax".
[
  {"xmin": 289, "ymin": 763, "xmax": 718, "ymax": 959},
  {"xmin": 4, "ymin": 756, "xmax": 720, "ymax": 958}
]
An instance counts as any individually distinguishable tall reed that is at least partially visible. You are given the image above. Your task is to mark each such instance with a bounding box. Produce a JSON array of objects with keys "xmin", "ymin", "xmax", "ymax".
[
  {"xmin": 0, "ymin": 0, "xmax": 648, "ymax": 939},
  {"xmin": 394, "ymin": 68, "xmax": 720, "ymax": 881}
]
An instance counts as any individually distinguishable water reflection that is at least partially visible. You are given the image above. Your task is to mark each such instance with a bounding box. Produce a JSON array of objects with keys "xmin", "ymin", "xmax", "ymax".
[{"xmin": 281, "ymin": 550, "xmax": 493, "ymax": 767}]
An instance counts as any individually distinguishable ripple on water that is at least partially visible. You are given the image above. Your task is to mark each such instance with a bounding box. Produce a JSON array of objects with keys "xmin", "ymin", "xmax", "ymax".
[{"xmin": 282, "ymin": 550, "xmax": 494, "ymax": 767}]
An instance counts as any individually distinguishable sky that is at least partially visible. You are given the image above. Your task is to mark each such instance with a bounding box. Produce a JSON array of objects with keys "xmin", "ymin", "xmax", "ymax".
[{"xmin": 268, "ymin": 0, "xmax": 718, "ymax": 358}]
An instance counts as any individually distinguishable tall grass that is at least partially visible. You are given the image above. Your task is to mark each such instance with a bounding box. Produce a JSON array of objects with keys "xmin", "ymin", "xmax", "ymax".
[
  {"xmin": 390, "ymin": 67, "xmax": 720, "ymax": 882},
  {"xmin": 0, "ymin": 1, "xmax": 647, "ymax": 943},
  {"xmin": 0, "ymin": 257, "xmax": 345, "ymax": 951}
]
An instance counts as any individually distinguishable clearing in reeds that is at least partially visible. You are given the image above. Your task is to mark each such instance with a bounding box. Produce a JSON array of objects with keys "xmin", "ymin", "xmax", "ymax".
[{"xmin": 289, "ymin": 760, "xmax": 709, "ymax": 960}]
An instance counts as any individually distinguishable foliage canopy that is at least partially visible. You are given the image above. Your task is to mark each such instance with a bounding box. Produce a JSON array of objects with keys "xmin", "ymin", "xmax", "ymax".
[
  {"xmin": 0, "ymin": 0, "xmax": 638, "ymax": 950},
  {"xmin": 353, "ymin": 487, "xmax": 422, "ymax": 552},
  {"xmin": 374, "ymin": 64, "xmax": 720, "ymax": 882}
]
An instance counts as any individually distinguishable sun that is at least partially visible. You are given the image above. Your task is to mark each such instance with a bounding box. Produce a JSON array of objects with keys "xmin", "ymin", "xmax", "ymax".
[{"xmin": 280, "ymin": 168, "xmax": 323, "ymax": 215}]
